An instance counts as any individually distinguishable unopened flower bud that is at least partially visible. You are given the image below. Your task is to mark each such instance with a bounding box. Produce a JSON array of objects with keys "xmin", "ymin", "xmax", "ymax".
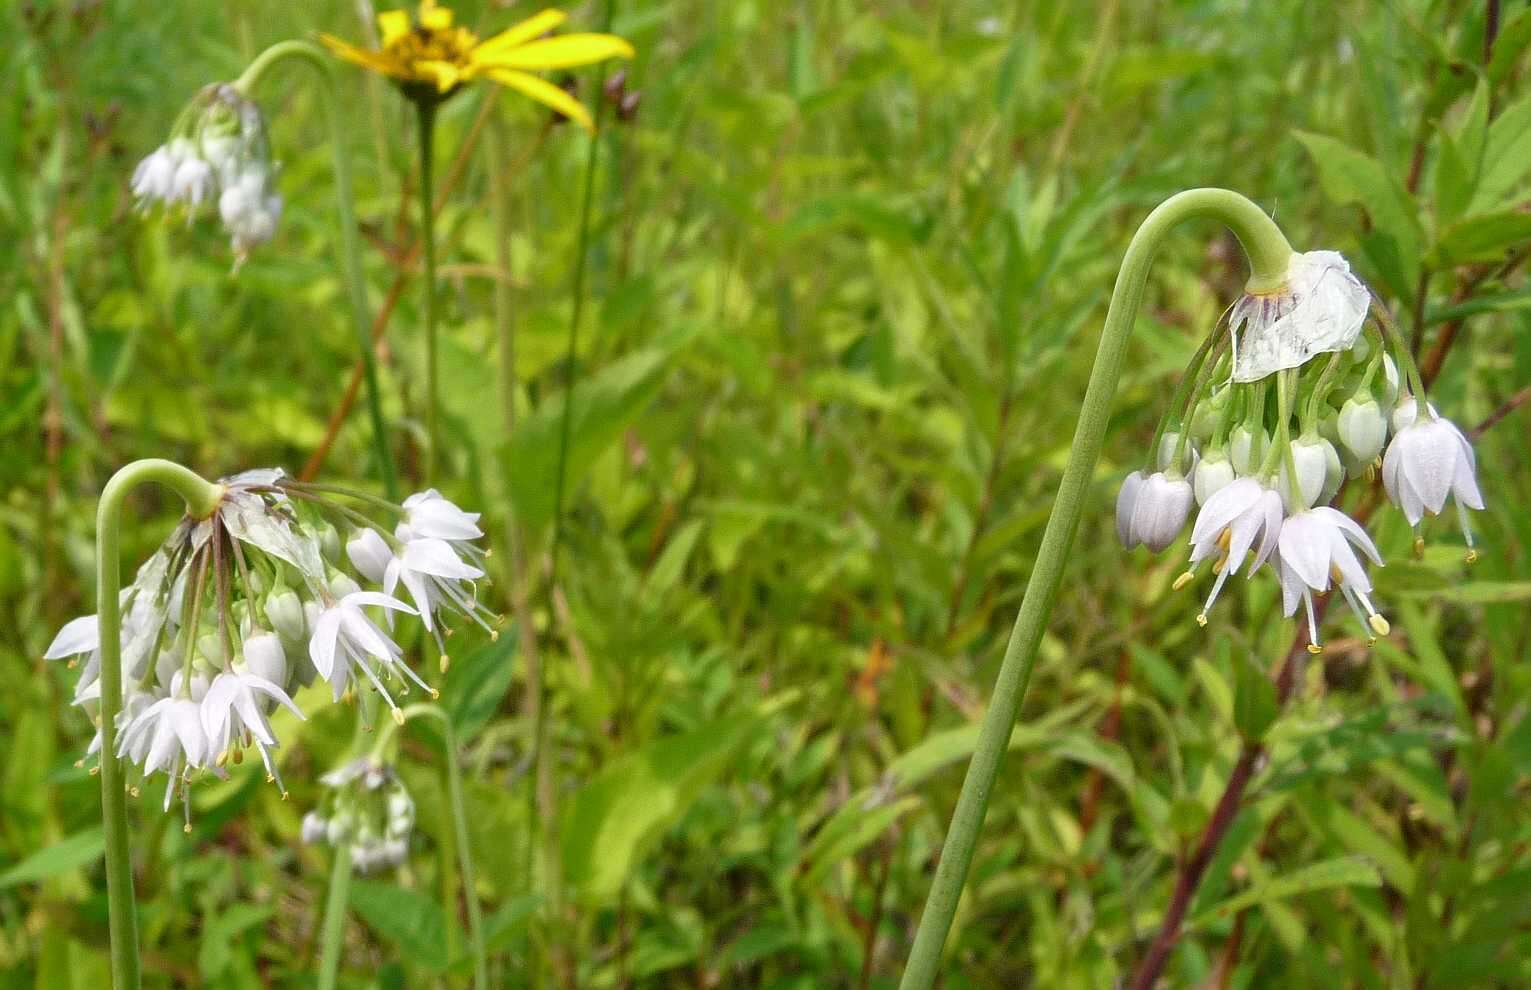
[
  {"xmin": 301, "ymin": 812, "xmax": 328, "ymax": 845},
  {"xmin": 243, "ymin": 632, "xmax": 287, "ymax": 687},
  {"xmin": 264, "ymin": 586, "xmax": 305, "ymax": 641},
  {"xmin": 1193, "ymin": 450, "xmax": 1236, "ymax": 505},
  {"xmin": 1278, "ymin": 434, "xmax": 1338, "ymax": 512},
  {"xmin": 328, "ymin": 571, "xmax": 361, "ymax": 601},
  {"xmin": 1229, "ymin": 425, "xmax": 1267, "ymax": 475},
  {"xmin": 1337, "ymin": 396, "xmax": 1387, "ymax": 464},
  {"xmin": 1157, "ymin": 431, "xmax": 1197, "ymax": 474}
]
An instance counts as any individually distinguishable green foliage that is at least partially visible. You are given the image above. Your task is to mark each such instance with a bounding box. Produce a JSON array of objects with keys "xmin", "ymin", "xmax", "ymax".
[{"xmin": 1, "ymin": 1, "xmax": 1529, "ymax": 988}]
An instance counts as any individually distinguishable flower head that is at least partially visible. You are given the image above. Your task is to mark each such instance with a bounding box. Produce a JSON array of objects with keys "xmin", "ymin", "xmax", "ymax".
[
  {"xmin": 1178, "ymin": 477, "xmax": 1284, "ymax": 624},
  {"xmin": 321, "ymin": 3, "xmax": 634, "ymax": 130},
  {"xmin": 309, "ymin": 591, "xmax": 430, "ymax": 717},
  {"xmin": 1116, "ymin": 470, "xmax": 1194, "ymax": 553},
  {"xmin": 303, "ymin": 757, "xmax": 417, "ymax": 874}
]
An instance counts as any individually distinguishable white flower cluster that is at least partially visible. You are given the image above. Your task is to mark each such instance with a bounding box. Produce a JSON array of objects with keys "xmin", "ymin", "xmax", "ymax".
[
  {"xmin": 45, "ymin": 470, "xmax": 495, "ymax": 824},
  {"xmin": 1118, "ymin": 251, "xmax": 1483, "ymax": 652},
  {"xmin": 301, "ymin": 758, "xmax": 416, "ymax": 874},
  {"xmin": 130, "ymin": 83, "xmax": 282, "ymax": 265}
]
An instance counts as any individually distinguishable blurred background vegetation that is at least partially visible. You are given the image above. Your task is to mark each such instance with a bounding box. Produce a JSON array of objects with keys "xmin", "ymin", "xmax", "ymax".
[{"xmin": 3, "ymin": 0, "xmax": 1530, "ymax": 987}]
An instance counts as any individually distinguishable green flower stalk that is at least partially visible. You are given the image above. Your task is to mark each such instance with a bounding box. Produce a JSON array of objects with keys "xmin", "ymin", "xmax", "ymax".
[
  {"xmin": 898, "ymin": 189, "xmax": 1294, "ymax": 988},
  {"xmin": 234, "ymin": 41, "xmax": 399, "ymax": 500}
]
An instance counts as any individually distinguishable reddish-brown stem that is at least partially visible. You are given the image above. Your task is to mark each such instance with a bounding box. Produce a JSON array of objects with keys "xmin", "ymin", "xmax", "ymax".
[
  {"xmin": 1126, "ymin": 595, "xmax": 1330, "ymax": 990},
  {"xmin": 1471, "ymin": 384, "xmax": 1531, "ymax": 439},
  {"xmin": 1079, "ymin": 645, "xmax": 1133, "ymax": 833}
]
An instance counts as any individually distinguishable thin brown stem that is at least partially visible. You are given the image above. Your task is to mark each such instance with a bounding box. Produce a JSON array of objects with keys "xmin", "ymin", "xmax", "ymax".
[
  {"xmin": 1126, "ymin": 595, "xmax": 1331, "ymax": 989},
  {"xmin": 1471, "ymin": 384, "xmax": 1531, "ymax": 439},
  {"xmin": 857, "ymin": 836, "xmax": 897, "ymax": 990}
]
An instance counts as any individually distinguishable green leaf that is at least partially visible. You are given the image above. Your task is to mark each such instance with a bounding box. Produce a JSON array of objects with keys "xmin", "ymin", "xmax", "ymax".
[
  {"xmin": 1233, "ymin": 652, "xmax": 1279, "ymax": 742},
  {"xmin": 1190, "ymin": 856, "xmax": 1381, "ymax": 927},
  {"xmin": 562, "ymin": 713, "xmax": 761, "ymax": 904},
  {"xmin": 503, "ymin": 334, "xmax": 692, "ymax": 533},
  {"xmin": 443, "ymin": 632, "xmax": 518, "ymax": 743},
  {"xmin": 0, "ymin": 828, "xmax": 103, "ymax": 890},
  {"xmin": 349, "ymin": 879, "xmax": 451, "ymax": 971},
  {"xmin": 1432, "ymin": 130, "xmax": 1474, "ymax": 226},
  {"xmin": 1294, "ymin": 130, "xmax": 1420, "ymax": 294},
  {"xmin": 1397, "ymin": 580, "xmax": 1531, "ymax": 603},
  {"xmin": 1430, "ymin": 210, "xmax": 1531, "ymax": 267},
  {"xmin": 1471, "ymin": 94, "xmax": 1531, "ymax": 211},
  {"xmin": 800, "ymin": 795, "xmax": 919, "ymax": 885}
]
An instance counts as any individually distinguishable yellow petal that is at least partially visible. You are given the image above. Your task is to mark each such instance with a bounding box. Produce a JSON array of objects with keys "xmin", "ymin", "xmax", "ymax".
[
  {"xmin": 377, "ymin": 10, "xmax": 411, "ymax": 48},
  {"xmin": 417, "ymin": 59, "xmax": 463, "ymax": 92},
  {"xmin": 474, "ymin": 9, "xmax": 568, "ymax": 58},
  {"xmin": 479, "ymin": 33, "xmax": 634, "ymax": 70},
  {"xmin": 320, "ymin": 34, "xmax": 406, "ymax": 78},
  {"xmin": 487, "ymin": 68, "xmax": 594, "ymax": 132},
  {"xmin": 418, "ymin": 0, "xmax": 454, "ymax": 31}
]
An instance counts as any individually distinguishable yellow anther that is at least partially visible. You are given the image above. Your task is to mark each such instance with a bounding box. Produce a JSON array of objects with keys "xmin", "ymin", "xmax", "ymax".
[
  {"xmin": 1217, "ymin": 529, "xmax": 1232, "ymax": 551},
  {"xmin": 439, "ymin": 654, "xmax": 451, "ymax": 673},
  {"xmin": 74, "ymin": 759, "xmax": 84, "ymax": 769},
  {"xmin": 1412, "ymin": 536, "xmax": 1425, "ymax": 560},
  {"xmin": 265, "ymin": 773, "xmax": 274, "ymax": 784},
  {"xmin": 1465, "ymin": 549, "xmax": 1479, "ymax": 564},
  {"xmin": 183, "ymin": 824, "xmax": 192, "ymax": 834},
  {"xmin": 233, "ymin": 748, "xmax": 244, "ymax": 765},
  {"xmin": 430, "ymin": 688, "xmax": 440, "ymax": 700},
  {"xmin": 67, "ymin": 659, "xmax": 77, "ymax": 669},
  {"xmin": 1195, "ymin": 613, "xmax": 1208, "ymax": 628},
  {"xmin": 281, "ymin": 791, "xmax": 290, "ymax": 801},
  {"xmin": 391, "ymin": 708, "xmax": 405, "ymax": 726},
  {"xmin": 484, "ymin": 548, "xmax": 494, "ymax": 558},
  {"xmin": 90, "ymin": 766, "xmax": 100, "ymax": 776},
  {"xmin": 1368, "ymin": 614, "xmax": 1390, "ymax": 637},
  {"xmin": 489, "ymin": 628, "xmax": 500, "ymax": 642},
  {"xmin": 1330, "ymin": 563, "xmax": 1344, "ymax": 584},
  {"xmin": 1172, "ymin": 571, "xmax": 1195, "ymax": 591},
  {"xmin": 130, "ymin": 787, "xmax": 140, "ymax": 798},
  {"xmin": 1212, "ymin": 556, "xmax": 1227, "ymax": 575},
  {"xmin": 1306, "ymin": 643, "xmax": 1323, "ymax": 655},
  {"xmin": 217, "ymin": 750, "xmax": 230, "ymax": 768}
]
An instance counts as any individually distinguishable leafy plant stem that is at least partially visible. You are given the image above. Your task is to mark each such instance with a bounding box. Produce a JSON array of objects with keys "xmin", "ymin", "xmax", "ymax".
[
  {"xmin": 417, "ymin": 98, "xmax": 441, "ymax": 484},
  {"xmin": 235, "ymin": 40, "xmax": 398, "ymax": 499},
  {"xmin": 897, "ymin": 188, "xmax": 1293, "ymax": 990},
  {"xmin": 96, "ymin": 459, "xmax": 225, "ymax": 990}
]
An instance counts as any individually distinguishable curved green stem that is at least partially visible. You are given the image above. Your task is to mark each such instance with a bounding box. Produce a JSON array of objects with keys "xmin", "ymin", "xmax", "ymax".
[
  {"xmin": 96, "ymin": 459, "xmax": 225, "ymax": 990},
  {"xmin": 417, "ymin": 99, "xmax": 441, "ymax": 483},
  {"xmin": 316, "ymin": 843, "xmax": 353, "ymax": 990},
  {"xmin": 371, "ymin": 703, "xmax": 488, "ymax": 989},
  {"xmin": 897, "ymin": 188, "xmax": 1293, "ymax": 989},
  {"xmin": 235, "ymin": 40, "xmax": 398, "ymax": 500}
]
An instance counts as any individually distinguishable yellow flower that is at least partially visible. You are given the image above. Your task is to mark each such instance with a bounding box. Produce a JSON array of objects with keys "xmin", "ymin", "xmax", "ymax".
[{"xmin": 320, "ymin": 2, "xmax": 634, "ymax": 131}]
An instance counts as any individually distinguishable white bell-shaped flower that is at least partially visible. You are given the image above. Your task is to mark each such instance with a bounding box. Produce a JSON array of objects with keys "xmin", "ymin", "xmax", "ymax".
[
  {"xmin": 1275, "ymin": 507, "xmax": 1387, "ymax": 651},
  {"xmin": 346, "ymin": 528, "xmax": 395, "ymax": 584},
  {"xmin": 308, "ymin": 592, "xmax": 429, "ymax": 717},
  {"xmin": 1381, "ymin": 399, "xmax": 1483, "ymax": 546},
  {"xmin": 1228, "ymin": 424, "xmax": 1268, "ymax": 476},
  {"xmin": 1179, "ymin": 477, "xmax": 1284, "ymax": 623},
  {"xmin": 1117, "ymin": 470, "xmax": 1194, "ymax": 553}
]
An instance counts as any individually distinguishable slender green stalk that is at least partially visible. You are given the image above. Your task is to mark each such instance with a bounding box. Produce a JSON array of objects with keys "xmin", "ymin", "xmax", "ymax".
[
  {"xmin": 236, "ymin": 40, "xmax": 398, "ymax": 500},
  {"xmin": 897, "ymin": 189, "xmax": 1293, "ymax": 989},
  {"xmin": 371, "ymin": 704, "xmax": 489, "ymax": 989},
  {"xmin": 96, "ymin": 459, "xmax": 225, "ymax": 990},
  {"xmin": 417, "ymin": 99, "xmax": 441, "ymax": 483},
  {"xmin": 316, "ymin": 842, "xmax": 353, "ymax": 990}
]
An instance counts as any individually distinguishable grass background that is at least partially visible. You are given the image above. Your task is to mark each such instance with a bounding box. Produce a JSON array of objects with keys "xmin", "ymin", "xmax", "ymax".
[{"xmin": 2, "ymin": 0, "xmax": 1529, "ymax": 986}]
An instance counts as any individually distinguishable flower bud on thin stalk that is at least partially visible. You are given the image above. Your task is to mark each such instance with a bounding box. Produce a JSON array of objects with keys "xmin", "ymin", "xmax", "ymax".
[{"xmin": 45, "ymin": 468, "xmax": 499, "ymax": 825}]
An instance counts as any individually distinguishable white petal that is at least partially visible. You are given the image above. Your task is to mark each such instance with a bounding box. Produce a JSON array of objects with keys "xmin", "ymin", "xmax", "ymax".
[
  {"xmin": 1278, "ymin": 513, "xmax": 1331, "ymax": 591},
  {"xmin": 401, "ymin": 538, "xmax": 484, "ymax": 580},
  {"xmin": 309, "ymin": 608, "xmax": 343, "ymax": 680},
  {"xmin": 1116, "ymin": 471, "xmax": 1144, "ymax": 548},
  {"xmin": 344, "ymin": 591, "xmax": 417, "ymax": 615},
  {"xmin": 46, "ymin": 615, "xmax": 100, "ymax": 659}
]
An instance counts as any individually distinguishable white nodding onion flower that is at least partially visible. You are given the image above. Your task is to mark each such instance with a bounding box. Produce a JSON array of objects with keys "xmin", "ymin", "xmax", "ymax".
[
  {"xmin": 1175, "ymin": 477, "xmax": 1284, "ymax": 625},
  {"xmin": 303, "ymin": 756, "xmax": 416, "ymax": 874},
  {"xmin": 309, "ymin": 591, "xmax": 434, "ymax": 721},
  {"xmin": 1121, "ymin": 236, "xmax": 1486, "ymax": 653},
  {"xmin": 1382, "ymin": 398, "xmax": 1484, "ymax": 557},
  {"xmin": 47, "ymin": 468, "xmax": 492, "ymax": 826},
  {"xmin": 1116, "ymin": 470, "xmax": 1195, "ymax": 553},
  {"xmin": 130, "ymin": 83, "xmax": 282, "ymax": 266},
  {"xmin": 1276, "ymin": 507, "xmax": 1388, "ymax": 650}
]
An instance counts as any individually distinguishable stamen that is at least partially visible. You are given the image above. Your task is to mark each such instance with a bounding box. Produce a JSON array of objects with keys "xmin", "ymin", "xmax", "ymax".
[
  {"xmin": 1412, "ymin": 533, "xmax": 1425, "ymax": 560},
  {"xmin": 1303, "ymin": 592, "xmax": 1322, "ymax": 655},
  {"xmin": 1172, "ymin": 570, "xmax": 1196, "ymax": 591},
  {"xmin": 439, "ymin": 654, "xmax": 451, "ymax": 673},
  {"xmin": 1368, "ymin": 614, "xmax": 1390, "ymax": 637},
  {"xmin": 1217, "ymin": 528, "xmax": 1232, "ymax": 551},
  {"xmin": 391, "ymin": 707, "xmax": 405, "ymax": 726},
  {"xmin": 1456, "ymin": 502, "xmax": 1477, "ymax": 557}
]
